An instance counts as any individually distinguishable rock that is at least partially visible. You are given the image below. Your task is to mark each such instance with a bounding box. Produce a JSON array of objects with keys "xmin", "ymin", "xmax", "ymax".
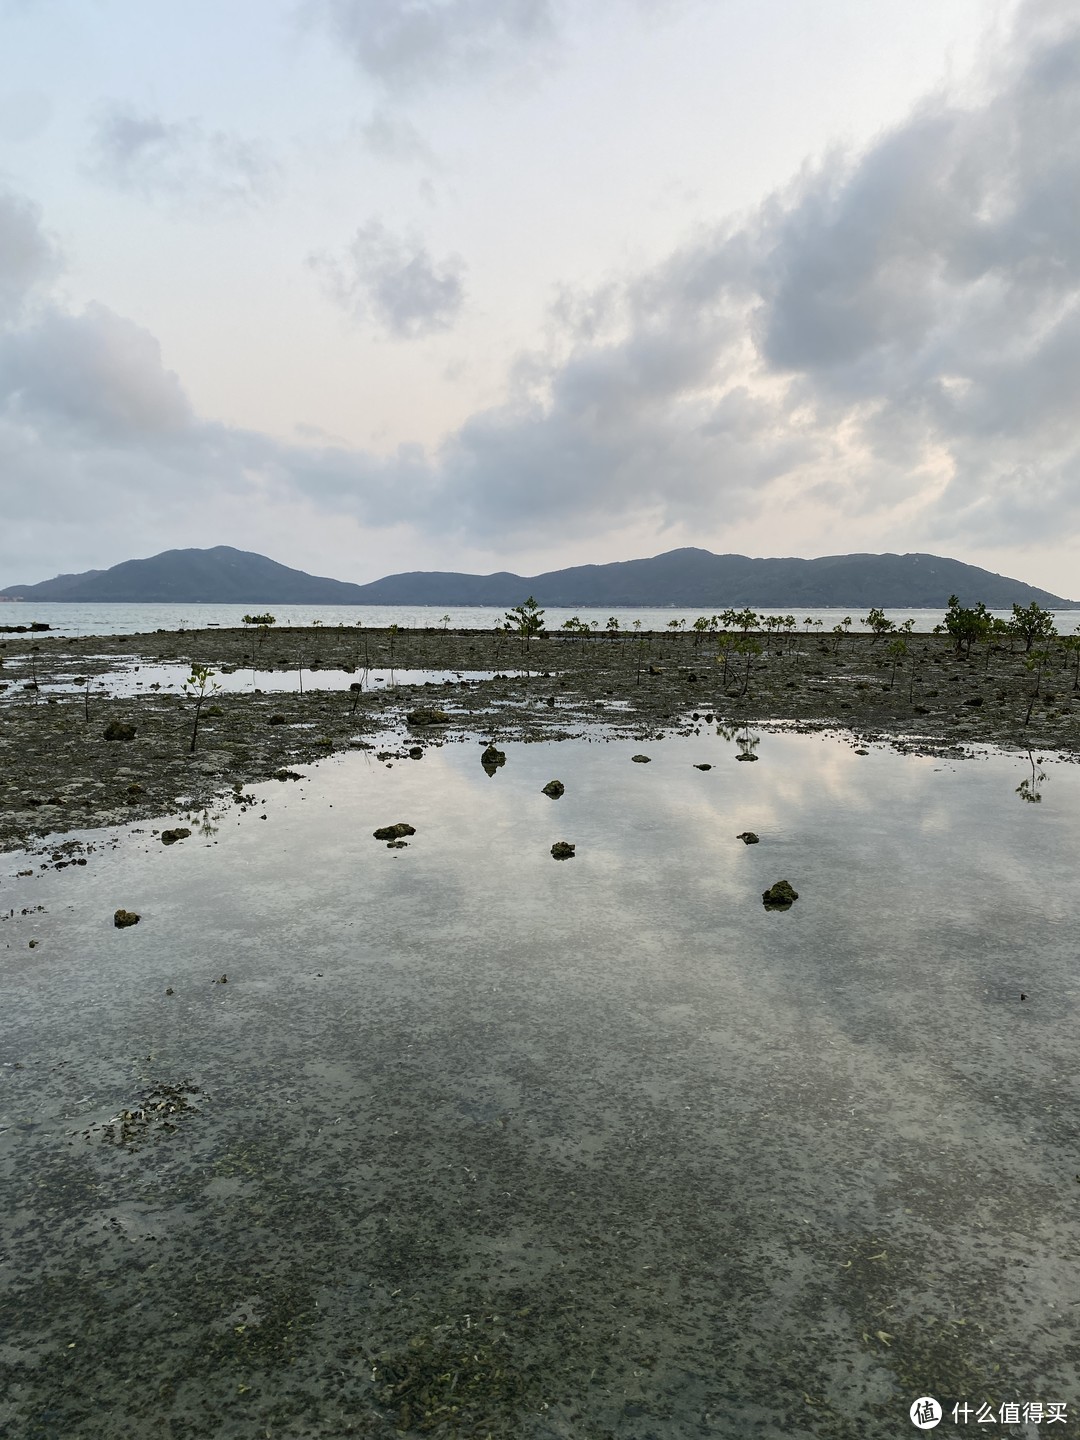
[
  {"xmin": 103, "ymin": 721, "xmax": 136, "ymax": 742},
  {"xmin": 648, "ymin": 665, "xmax": 663, "ymax": 675},
  {"xmin": 762, "ymin": 880, "xmax": 798, "ymax": 910},
  {"xmin": 268, "ymin": 714, "xmax": 287, "ymax": 725},
  {"xmin": 631, "ymin": 754, "xmax": 651, "ymax": 764},
  {"xmin": 737, "ymin": 832, "xmax": 759, "ymax": 844},
  {"xmin": 481, "ymin": 744, "xmax": 506, "ymax": 776},
  {"xmin": 736, "ymin": 753, "xmax": 758, "ymax": 762},
  {"xmin": 406, "ymin": 706, "xmax": 450, "ymax": 726},
  {"xmin": 114, "ymin": 909, "xmax": 140, "ymax": 928},
  {"xmin": 551, "ymin": 841, "xmax": 576, "ymax": 860},
  {"xmin": 542, "ymin": 780, "xmax": 565, "ymax": 798},
  {"xmin": 386, "ymin": 839, "xmax": 408, "ymax": 849},
  {"xmin": 373, "ymin": 822, "xmax": 416, "ymax": 840},
  {"xmin": 161, "ymin": 828, "xmax": 192, "ymax": 844},
  {"xmin": 165, "ymin": 988, "xmax": 174, "ymax": 996},
  {"xmin": 408, "ymin": 747, "xmax": 424, "ymax": 759},
  {"xmin": 694, "ymin": 763, "xmax": 712, "ymax": 771}
]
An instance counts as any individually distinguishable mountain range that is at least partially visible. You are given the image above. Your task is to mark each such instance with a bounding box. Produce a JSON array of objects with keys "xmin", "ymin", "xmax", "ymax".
[{"xmin": 1, "ymin": 545, "xmax": 1074, "ymax": 609}]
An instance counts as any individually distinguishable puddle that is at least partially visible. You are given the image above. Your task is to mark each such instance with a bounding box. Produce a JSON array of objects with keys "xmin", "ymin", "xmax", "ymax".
[
  {"xmin": 9, "ymin": 662, "xmax": 540, "ymax": 701},
  {"xmin": 1, "ymin": 732, "xmax": 1079, "ymax": 1437}
]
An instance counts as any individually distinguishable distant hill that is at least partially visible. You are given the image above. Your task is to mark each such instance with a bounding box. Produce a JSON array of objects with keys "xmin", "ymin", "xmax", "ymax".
[
  {"xmin": 2, "ymin": 545, "xmax": 1074, "ymax": 609},
  {"xmin": 1, "ymin": 547, "xmax": 372, "ymax": 604}
]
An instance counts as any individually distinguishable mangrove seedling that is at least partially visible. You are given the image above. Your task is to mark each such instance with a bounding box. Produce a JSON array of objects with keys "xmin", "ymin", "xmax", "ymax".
[
  {"xmin": 1008, "ymin": 600, "xmax": 1056, "ymax": 653},
  {"xmin": 183, "ymin": 664, "xmax": 219, "ymax": 754}
]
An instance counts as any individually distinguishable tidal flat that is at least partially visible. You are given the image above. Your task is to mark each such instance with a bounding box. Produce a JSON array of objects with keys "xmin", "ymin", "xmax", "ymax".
[
  {"xmin": 1, "ymin": 630, "xmax": 1079, "ymax": 1438},
  {"xmin": 0, "ymin": 624, "xmax": 1077, "ymax": 851}
]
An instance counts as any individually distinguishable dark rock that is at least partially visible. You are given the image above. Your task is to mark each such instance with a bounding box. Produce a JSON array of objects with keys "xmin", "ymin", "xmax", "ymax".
[
  {"xmin": 481, "ymin": 744, "xmax": 506, "ymax": 776},
  {"xmin": 406, "ymin": 706, "xmax": 450, "ymax": 726},
  {"xmin": 113, "ymin": 909, "xmax": 140, "ymax": 928},
  {"xmin": 103, "ymin": 721, "xmax": 136, "ymax": 742},
  {"xmin": 762, "ymin": 879, "xmax": 799, "ymax": 910},
  {"xmin": 408, "ymin": 747, "xmax": 424, "ymax": 759},
  {"xmin": 542, "ymin": 780, "xmax": 565, "ymax": 798},
  {"xmin": 373, "ymin": 822, "xmax": 416, "ymax": 840},
  {"xmin": 694, "ymin": 763, "xmax": 712, "ymax": 771},
  {"xmin": 268, "ymin": 714, "xmax": 287, "ymax": 725},
  {"xmin": 551, "ymin": 841, "xmax": 576, "ymax": 860},
  {"xmin": 631, "ymin": 754, "xmax": 651, "ymax": 764},
  {"xmin": 737, "ymin": 831, "xmax": 759, "ymax": 844},
  {"xmin": 735, "ymin": 753, "xmax": 758, "ymax": 762},
  {"xmin": 386, "ymin": 839, "xmax": 409, "ymax": 849},
  {"xmin": 161, "ymin": 828, "xmax": 192, "ymax": 844}
]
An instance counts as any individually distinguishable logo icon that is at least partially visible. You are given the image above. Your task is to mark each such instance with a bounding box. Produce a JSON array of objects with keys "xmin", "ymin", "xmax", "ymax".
[{"xmin": 910, "ymin": 1397, "xmax": 942, "ymax": 1430}]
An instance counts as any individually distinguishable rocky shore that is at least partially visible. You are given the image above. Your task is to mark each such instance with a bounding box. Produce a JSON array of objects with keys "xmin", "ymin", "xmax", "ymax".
[{"xmin": 1, "ymin": 623, "xmax": 1076, "ymax": 851}]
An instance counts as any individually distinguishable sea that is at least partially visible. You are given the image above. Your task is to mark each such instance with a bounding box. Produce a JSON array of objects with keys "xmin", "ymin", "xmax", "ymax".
[{"xmin": 1, "ymin": 600, "xmax": 1077, "ymax": 638}]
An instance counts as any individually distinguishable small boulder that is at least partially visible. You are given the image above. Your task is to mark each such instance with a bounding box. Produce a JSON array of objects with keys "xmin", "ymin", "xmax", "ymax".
[
  {"xmin": 631, "ymin": 754, "xmax": 651, "ymax": 764},
  {"xmin": 694, "ymin": 763, "xmax": 712, "ymax": 771},
  {"xmin": 737, "ymin": 832, "xmax": 760, "ymax": 845},
  {"xmin": 406, "ymin": 706, "xmax": 450, "ymax": 726},
  {"xmin": 161, "ymin": 828, "xmax": 192, "ymax": 845},
  {"xmin": 268, "ymin": 714, "xmax": 287, "ymax": 725},
  {"xmin": 481, "ymin": 744, "xmax": 506, "ymax": 776},
  {"xmin": 103, "ymin": 721, "xmax": 136, "ymax": 742},
  {"xmin": 762, "ymin": 880, "xmax": 798, "ymax": 910},
  {"xmin": 373, "ymin": 822, "xmax": 416, "ymax": 841},
  {"xmin": 114, "ymin": 909, "xmax": 140, "ymax": 928},
  {"xmin": 551, "ymin": 841, "xmax": 576, "ymax": 860},
  {"xmin": 735, "ymin": 753, "xmax": 758, "ymax": 762},
  {"xmin": 408, "ymin": 747, "xmax": 424, "ymax": 759},
  {"xmin": 542, "ymin": 780, "xmax": 565, "ymax": 798}
]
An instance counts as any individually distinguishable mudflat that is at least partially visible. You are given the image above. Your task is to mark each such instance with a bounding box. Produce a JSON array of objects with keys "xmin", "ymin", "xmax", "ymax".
[{"xmin": 1, "ymin": 624, "xmax": 1076, "ymax": 851}]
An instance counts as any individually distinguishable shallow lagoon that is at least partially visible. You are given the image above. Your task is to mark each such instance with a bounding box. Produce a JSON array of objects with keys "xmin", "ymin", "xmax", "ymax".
[{"xmin": 1, "ymin": 730, "xmax": 1078, "ymax": 1438}]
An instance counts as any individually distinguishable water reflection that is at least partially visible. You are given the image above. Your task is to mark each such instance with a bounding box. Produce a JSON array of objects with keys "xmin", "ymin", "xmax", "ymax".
[
  {"xmin": 1, "ymin": 733, "xmax": 1078, "ymax": 1438},
  {"xmin": 1016, "ymin": 749, "xmax": 1047, "ymax": 803}
]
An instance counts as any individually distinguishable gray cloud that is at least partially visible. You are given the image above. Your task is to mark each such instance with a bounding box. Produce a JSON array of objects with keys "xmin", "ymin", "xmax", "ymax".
[
  {"xmin": 310, "ymin": 0, "xmax": 558, "ymax": 91},
  {"xmin": 6, "ymin": 0, "xmax": 1080, "ymax": 578},
  {"xmin": 311, "ymin": 220, "xmax": 466, "ymax": 338},
  {"xmin": 358, "ymin": 108, "xmax": 439, "ymax": 166},
  {"xmin": 86, "ymin": 104, "xmax": 280, "ymax": 209},
  {"xmin": 0, "ymin": 186, "xmax": 59, "ymax": 320}
]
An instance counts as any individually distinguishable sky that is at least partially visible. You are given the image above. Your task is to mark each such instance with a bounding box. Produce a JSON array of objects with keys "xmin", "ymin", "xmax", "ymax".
[{"xmin": 1, "ymin": 0, "xmax": 1078, "ymax": 595}]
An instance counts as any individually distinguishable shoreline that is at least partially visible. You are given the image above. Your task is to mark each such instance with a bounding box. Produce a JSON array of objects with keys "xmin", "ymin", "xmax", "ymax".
[{"xmin": 1, "ymin": 625, "xmax": 1076, "ymax": 852}]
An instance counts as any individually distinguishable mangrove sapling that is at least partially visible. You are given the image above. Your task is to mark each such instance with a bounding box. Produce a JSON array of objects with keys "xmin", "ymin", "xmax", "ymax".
[
  {"xmin": 1008, "ymin": 601, "xmax": 1057, "ymax": 653},
  {"xmin": 1023, "ymin": 647, "xmax": 1053, "ymax": 727},
  {"xmin": 505, "ymin": 597, "xmax": 546, "ymax": 653},
  {"xmin": 734, "ymin": 635, "xmax": 762, "ymax": 695},
  {"xmin": 864, "ymin": 608, "xmax": 896, "ymax": 640},
  {"xmin": 241, "ymin": 613, "xmax": 276, "ymax": 667},
  {"xmin": 183, "ymin": 665, "xmax": 219, "ymax": 754},
  {"xmin": 885, "ymin": 636, "xmax": 908, "ymax": 690},
  {"xmin": 716, "ymin": 633, "xmax": 734, "ymax": 686}
]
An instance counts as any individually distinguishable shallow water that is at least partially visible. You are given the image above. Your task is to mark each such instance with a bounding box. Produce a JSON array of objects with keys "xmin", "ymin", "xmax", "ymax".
[
  {"xmin": 1, "ymin": 731, "xmax": 1078, "ymax": 1438},
  {"xmin": 7, "ymin": 662, "xmax": 536, "ymax": 701}
]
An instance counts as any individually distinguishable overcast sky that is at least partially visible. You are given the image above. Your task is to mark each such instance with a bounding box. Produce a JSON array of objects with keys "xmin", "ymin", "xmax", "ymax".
[{"xmin": 1, "ymin": 0, "xmax": 1077, "ymax": 595}]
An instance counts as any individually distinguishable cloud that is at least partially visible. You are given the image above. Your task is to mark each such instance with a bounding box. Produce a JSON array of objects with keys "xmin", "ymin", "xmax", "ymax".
[
  {"xmin": 309, "ymin": 0, "xmax": 558, "ymax": 92},
  {"xmin": 357, "ymin": 108, "xmax": 439, "ymax": 166},
  {"xmin": 86, "ymin": 104, "xmax": 280, "ymax": 210},
  {"xmin": 310, "ymin": 220, "xmax": 466, "ymax": 338},
  {"xmin": 0, "ymin": 186, "xmax": 59, "ymax": 320},
  {"xmin": 6, "ymin": 0, "xmax": 1080, "ymax": 582}
]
